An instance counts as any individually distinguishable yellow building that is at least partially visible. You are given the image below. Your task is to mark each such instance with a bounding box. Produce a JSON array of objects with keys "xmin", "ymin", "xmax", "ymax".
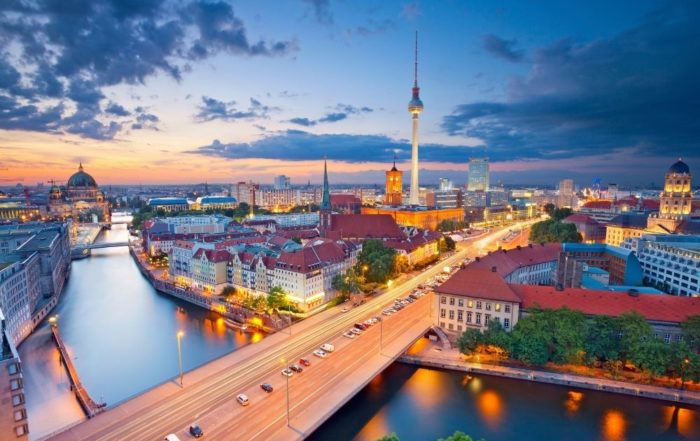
[
  {"xmin": 384, "ymin": 158, "xmax": 403, "ymax": 206},
  {"xmin": 361, "ymin": 206, "xmax": 464, "ymax": 231},
  {"xmin": 647, "ymin": 159, "xmax": 693, "ymax": 232}
]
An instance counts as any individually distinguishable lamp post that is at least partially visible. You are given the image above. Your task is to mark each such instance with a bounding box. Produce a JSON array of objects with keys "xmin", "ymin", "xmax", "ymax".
[
  {"xmin": 680, "ymin": 357, "xmax": 690, "ymax": 391},
  {"xmin": 280, "ymin": 358, "xmax": 290, "ymax": 426},
  {"xmin": 176, "ymin": 331, "xmax": 184, "ymax": 387}
]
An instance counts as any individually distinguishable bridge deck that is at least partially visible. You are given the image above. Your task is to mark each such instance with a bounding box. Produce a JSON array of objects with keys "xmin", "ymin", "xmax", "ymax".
[{"xmin": 50, "ymin": 326, "xmax": 106, "ymax": 418}]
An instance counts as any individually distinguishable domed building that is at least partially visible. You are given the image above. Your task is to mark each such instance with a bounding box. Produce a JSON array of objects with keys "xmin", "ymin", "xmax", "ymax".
[
  {"xmin": 48, "ymin": 163, "xmax": 109, "ymax": 222},
  {"xmin": 647, "ymin": 158, "xmax": 693, "ymax": 232}
]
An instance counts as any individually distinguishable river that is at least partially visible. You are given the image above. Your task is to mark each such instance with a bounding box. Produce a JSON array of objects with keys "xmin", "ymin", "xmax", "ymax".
[
  {"xmin": 19, "ymin": 220, "xmax": 261, "ymax": 440},
  {"xmin": 309, "ymin": 363, "xmax": 699, "ymax": 441}
]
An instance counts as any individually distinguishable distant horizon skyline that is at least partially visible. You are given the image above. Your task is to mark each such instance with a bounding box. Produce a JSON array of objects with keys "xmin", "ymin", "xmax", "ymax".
[{"xmin": 1, "ymin": 1, "xmax": 698, "ymax": 186}]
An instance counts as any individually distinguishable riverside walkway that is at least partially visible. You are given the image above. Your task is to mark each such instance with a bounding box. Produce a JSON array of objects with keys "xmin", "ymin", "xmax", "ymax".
[{"xmin": 50, "ymin": 324, "xmax": 106, "ymax": 418}]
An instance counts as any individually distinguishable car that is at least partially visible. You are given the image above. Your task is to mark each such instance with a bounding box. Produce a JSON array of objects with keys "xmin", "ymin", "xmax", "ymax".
[
  {"xmin": 289, "ymin": 364, "xmax": 303, "ymax": 373},
  {"xmin": 363, "ymin": 319, "xmax": 374, "ymax": 327},
  {"xmin": 260, "ymin": 383, "xmax": 274, "ymax": 393},
  {"xmin": 281, "ymin": 368, "xmax": 294, "ymax": 377},
  {"xmin": 299, "ymin": 357, "xmax": 311, "ymax": 367},
  {"xmin": 341, "ymin": 306, "xmax": 350, "ymax": 313},
  {"xmin": 313, "ymin": 349, "xmax": 327, "ymax": 358},
  {"xmin": 354, "ymin": 323, "xmax": 367, "ymax": 330},
  {"xmin": 189, "ymin": 424, "xmax": 204, "ymax": 438},
  {"xmin": 320, "ymin": 343, "xmax": 335, "ymax": 352},
  {"xmin": 372, "ymin": 316, "xmax": 382, "ymax": 323},
  {"xmin": 382, "ymin": 309, "xmax": 393, "ymax": 316},
  {"xmin": 236, "ymin": 394, "xmax": 250, "ymax": 406},
  {"xmin": 343, "ymin": 331, "xmax": 356, "ymax": 339},
  {"xmin": 350, "ymin": 328, "xmax": 362, "ymax": 335}
]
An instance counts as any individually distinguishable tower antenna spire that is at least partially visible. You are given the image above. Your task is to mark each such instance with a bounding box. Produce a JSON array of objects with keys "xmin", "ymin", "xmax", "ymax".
[{"xmin": 414, "ymin": 31, "xmax": 418, "ymax": 87}]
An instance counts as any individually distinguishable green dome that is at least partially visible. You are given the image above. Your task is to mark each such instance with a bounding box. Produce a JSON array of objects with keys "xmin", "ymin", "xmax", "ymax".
[{"xmin": 67, "ymin": 163, "xmax": 97, "ymax": 188}]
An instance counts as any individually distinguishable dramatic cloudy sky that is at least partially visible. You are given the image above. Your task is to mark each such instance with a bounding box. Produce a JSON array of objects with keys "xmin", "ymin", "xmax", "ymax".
[{"xmin": 1, "ymin": 0, "xmax": 698, "ymax": 186}]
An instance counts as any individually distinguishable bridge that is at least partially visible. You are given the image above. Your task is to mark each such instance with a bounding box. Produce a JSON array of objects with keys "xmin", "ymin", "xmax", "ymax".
[
  {"xmin": 47, "ymin": 226, "xmax": 522, "ymax": 441},
  {"xmin": 84, "ymin": 241, "xmax": 129, "ymax": 249},
  {"xmin": 50, "ymin": 324, "xmax": 106, "ymax": 418}
]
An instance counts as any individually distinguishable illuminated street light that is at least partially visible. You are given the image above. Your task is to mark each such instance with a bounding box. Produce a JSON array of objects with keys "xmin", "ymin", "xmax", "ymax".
[{"xmin": 176, "ymin": 331, "xmax": 185, "ymax": 387}]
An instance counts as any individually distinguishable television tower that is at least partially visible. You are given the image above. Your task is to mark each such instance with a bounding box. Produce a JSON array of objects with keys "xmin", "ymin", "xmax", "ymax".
[{"xmin": 408, "ymin": 31, "xmax": 424, "ymax": 205}]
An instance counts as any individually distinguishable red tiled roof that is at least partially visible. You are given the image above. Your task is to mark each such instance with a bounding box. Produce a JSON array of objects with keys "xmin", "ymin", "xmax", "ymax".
[
  {"xmin": 511, "ymin": 285, "xmax": 700, "ymax": 323},
  {"xmin": 582, "ymin": 200, "xmax": 612, "ymax": 209},
  {"xmin": 328, "ymin": 214, "xmax": 404, "ymax": 239},
  {"xmin": 330, "ymin": 194, "xmax": 361, "ymax": 205},
  {"xmin": 193, "ymin": 248, "xmax": 231, "ymax": 262},
  {"xmin": 436, "ymin": 268, "xmax": 521, "ymax": 303},
  {"xmin": 278, "ymin": 228, "xmax": 319, "ymax": 239},
  {"xmin": 214, "ymin": 236, "xmax": 266, "ymax": 249},
  {"xmin": 276, "ymin": 239, "xmax": 350, "ymax": 273},
  {"xmin": 640, "ymin": 199, "xmax": 660, "ymax": 210},
  {"xmin": 469, "ymin": 243, "xmax": 561, "ymax": 278},
  {"xmin": 612, "ymin": 196, "xmax": 638, "ymax": 206}
]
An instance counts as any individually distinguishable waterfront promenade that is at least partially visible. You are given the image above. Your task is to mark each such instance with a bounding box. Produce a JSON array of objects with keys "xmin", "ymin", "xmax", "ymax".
[{"xmin": 399, "ymin": 344, "xmax": 700, "ymax": 406}]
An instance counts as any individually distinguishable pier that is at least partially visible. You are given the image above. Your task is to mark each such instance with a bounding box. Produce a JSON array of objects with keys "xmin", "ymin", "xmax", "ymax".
[{"xmin": 49, "ymin": 321, "xmax": 106, "ymax": 418}]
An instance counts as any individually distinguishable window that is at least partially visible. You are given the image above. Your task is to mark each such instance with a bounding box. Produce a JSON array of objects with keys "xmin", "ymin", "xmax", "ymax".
[
  {"xmin": 440, "ymin": 321, "xmax": 445, "ymax": 328},
  {"xmin": 495, "ymin": 303, "xmax": 501, "ymax": 312},
  {"xmin": 449, "ymin": 310, "xmax": 455, "ymax": 320},
  {"xmin": 449, "ymin": 297, "xmax": 455, "ymax": 306},
  {"xmin": 440, "ymin": 296, "xmax": 446, "ymax": 304},
  {"xmin": 476, "ymin": 301, "xmax": 482, "ymax": 309},
  {"xmin": 486, "ymin": 303, "xmax": 491, "ymax": 311},
  {"xmin": 476, "ymin": 313, "xmax": 481, "ymax": 325},
  {"xmin": 458, "ymin": 325, "xmax": 463, "ymax": 332},
  {"xmin": 10, "ymin": 378, "xmax": 21, "ymax": 391},
  {"xmin": 467, "ymin": 312, "xmax": 472, "ymax": 323},
  {"xmin": 457, "ymin": 311, "xmax": 463, "ymax": 322},
  {"xmin": 14, "ymin": 409, "xmax": 26, "ymax": 422},
  {"xmin": 485, "ymin": 314, "xmax": 490, "ymax": 325},
  {"xmin": 15, "ymin": 425, "xmax": 27, "ymax": 437},
  {"xmin": 11, "ymin": 394, "xmax": 24, "ymax": 407},
  {"xmin": 504, "ymin": 318, "xmax": 510, "ymax": 329},
  {"xmin": 468, "ymin": 300, "xmax": 473, "ymax": 308},
  {"xmin": 664, "ymin": 334, "xmax": 671, "ymax": 344},
  {"xmin": 504, "ymin": 304, "xmax": 511, "ymax": 313},
  {"xmin": 458, "ymin": 299, "xmax": 464, "ymax": 307},
  {"xmin": 440, "ymin": 308, "xmax": 446, "ymax": 318}
]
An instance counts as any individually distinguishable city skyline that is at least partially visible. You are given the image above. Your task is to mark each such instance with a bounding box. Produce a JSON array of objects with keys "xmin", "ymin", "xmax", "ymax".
[{"xmin": 1, "ymin": 1, "xmax": 699, "ymax": 186}]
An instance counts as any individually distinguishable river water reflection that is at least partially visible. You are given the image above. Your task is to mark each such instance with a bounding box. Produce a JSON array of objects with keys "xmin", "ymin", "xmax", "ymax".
[
  {"xmin": 310, "ymin": 363, "xmax": 700, "ymax": 441},
  {"xmin": 19, "ymin": 221, "xmax": 260, "ymax": 440}
]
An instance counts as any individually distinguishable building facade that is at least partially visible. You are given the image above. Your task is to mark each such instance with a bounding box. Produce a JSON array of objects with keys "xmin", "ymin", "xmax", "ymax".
[
  {"xmin": 468, "ymin": 158, "xmax": 490, "ymax": 191},
  {"xmin": 47, "ymin": 163, "xmax": 110, "ymax": 221},
  {"xmin": 384, "ymin": 160, "xmax": 404, "ymax": 206},
  {"xmin": 0, "ymin": 311, "xmax": 28, "ymax": 441}
]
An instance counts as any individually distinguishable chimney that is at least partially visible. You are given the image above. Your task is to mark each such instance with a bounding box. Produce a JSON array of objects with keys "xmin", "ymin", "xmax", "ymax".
[
  {"xmin": 528, "ymin": 243, "xmax": 533, "ymax": 248},
  {"xmin": 491, "ymin": 266, "xmax": 497, "ymax": 273},
  {"xmin": 516, "ymin": 245, "xmax": 522, "ymax": 250},
  {"xmin": 475, "ymin": 256, "xmax": 480, "ymax": 262}
]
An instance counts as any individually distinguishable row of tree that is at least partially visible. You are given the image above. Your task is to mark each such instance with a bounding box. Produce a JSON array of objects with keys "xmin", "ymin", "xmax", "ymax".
[
  {"xmin": 131, "ymin": 202, "xmax": 275, "ymax": 230},
  {"xmin": 220, "ymin": 285, "xmax": 297, "ymax": 313},
  {"xmin": 528, "ymin": 205, "xmax": 581, "ymax": 243},
  {"xmin": 458, "ymin": 309, "xmax": 700, "ymax": 382},
  {"xmin": 437, "ymin": 219, "xmax": 470, "ymax": 232}
]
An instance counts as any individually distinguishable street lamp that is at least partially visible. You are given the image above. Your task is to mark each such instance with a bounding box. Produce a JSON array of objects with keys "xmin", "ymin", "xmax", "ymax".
[
  {"xmin": 681, "ymin": 357, "xmax": 690, "ymax": 391},
  {"xmin": 280, "ymin": 357, "xmax": 290, "ymax": 426},
  {"xmin": 176, "ymin": 331, "xmax": 185, "ymax": 387}
]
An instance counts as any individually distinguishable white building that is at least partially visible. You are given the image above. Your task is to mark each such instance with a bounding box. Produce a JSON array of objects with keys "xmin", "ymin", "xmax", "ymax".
[{"xmin": 157, "ymin": 214, "xmax": 231, "ymax": 234}]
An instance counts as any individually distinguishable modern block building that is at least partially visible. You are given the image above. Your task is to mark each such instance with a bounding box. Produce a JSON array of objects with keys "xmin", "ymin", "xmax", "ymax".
[
  {"xmin": 0, "ymin": 311, "xmax": 28, "ymax": 440},
  {"xmin": 467, "ymin": 158, "xmax": 490, "ymax": 191}
]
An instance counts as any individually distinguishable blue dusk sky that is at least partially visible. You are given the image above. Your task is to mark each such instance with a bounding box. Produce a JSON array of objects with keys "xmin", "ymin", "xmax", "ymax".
[{"xmin": 0, "ymin": 0, "xmax": 698, "ymax": 187}]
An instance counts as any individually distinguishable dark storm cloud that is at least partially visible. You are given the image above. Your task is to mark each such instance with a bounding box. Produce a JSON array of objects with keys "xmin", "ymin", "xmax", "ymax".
[
  {"xmin": 0, "ymin": 0, "xmax": 295, "ymax": 140},
  {"xmin": 445, "ymin": 4, "xmax": 700, "ymax": 163},
  {"xmin": 192, "ymin": 129, "xmax": 476, "ymax": 163},
  {"xmin": 287, "ymin": 104, "xmax": 373, "ymax": 127},
  {"xmin": 105, "ymin": 102, "xmax": 130, "ymax": 117},
  {"xmin": 482, "ymin": 34, "xmax": 524, "ymax": 62},
  {"xmin": 196, "ymin": 96, "xmax": 277, "ymax": 122}
]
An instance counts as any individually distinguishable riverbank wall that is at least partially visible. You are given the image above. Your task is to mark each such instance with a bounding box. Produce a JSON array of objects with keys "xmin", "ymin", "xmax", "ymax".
[{"xmin": 398, "ymin": 353, "xmax": 700, "ymax": 406}]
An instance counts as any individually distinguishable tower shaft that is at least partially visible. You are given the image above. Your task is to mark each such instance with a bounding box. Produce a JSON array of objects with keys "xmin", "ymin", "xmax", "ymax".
[{"xmin": 409, "ymin": 115, "xmax": 420, "ymax": 205}]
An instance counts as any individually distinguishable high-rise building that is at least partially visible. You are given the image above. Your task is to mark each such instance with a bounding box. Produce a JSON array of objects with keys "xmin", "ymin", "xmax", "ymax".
[
  {"xmin": 468, "ymin": 158, "xmax": 490, "ymax": 191},
  {"xmin": 273, "ymin": 175, "xmax": 290, "ymax": 190},
  {"xmin": 384, "ymin": 157, "xmax": 403, "ymax": 206},
  {"xmin": 439, "ymin": 178, "xmax": 453, "ymax": 191},
  {"xmin": 647, "ymin": 159, "xmax": 693, "ymax": 232},
  {"xmin": 557, "ymin": 179, "xmax": 575, "ymax": 208},
  {"xmin": 319, "ymin": 159, "xmax": 332, "ymax": 234},
  {"xmin": 408, "ymin": 32, "xmax": 424, "ymax": 205},
  {"xmin": 0, "ymin": 311, "xmax": 28, "ymax": 440}
]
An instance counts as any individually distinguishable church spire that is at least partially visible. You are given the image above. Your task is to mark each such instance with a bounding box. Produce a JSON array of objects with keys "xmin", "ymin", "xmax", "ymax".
[
  {"xmin": 320, "ymin": 157, "xmax": 331, "ymax": 211},
  {"xmin": 79, "ymin": 161, "xmax": 83, "ymax": 171}
]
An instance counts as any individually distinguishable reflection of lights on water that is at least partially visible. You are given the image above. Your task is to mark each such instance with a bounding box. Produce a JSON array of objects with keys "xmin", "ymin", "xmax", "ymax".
[
  {"xmin": 601, "ymin": 409, "xmax": 627, "ymax": 441},
  {"xmin": 661, "ymin": 405, "xmax": 699, "ymax": 439},
  {"xmin": 565, "ymin": 391, "xmax": 584, "ymax": 415},
  {"xmin": 476, "ymin": 390, "xmax": 504, "ymax": 429},
  {"xmin": 469, "ymin": 377, "xmax": 482, "ymax": 393},
  {"xmin": 404, "ymin": 368, "xmax": 446, "ymax": 410}
]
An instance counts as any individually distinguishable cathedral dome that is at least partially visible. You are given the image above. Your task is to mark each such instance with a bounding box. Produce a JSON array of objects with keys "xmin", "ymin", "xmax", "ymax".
[
  {"xmin": 67, "ymin": 163, "xmax": 98, "ymax": 188},
  {"xmin": 668, "ymin": 159, "xmax": 690, "ymax": 174}
]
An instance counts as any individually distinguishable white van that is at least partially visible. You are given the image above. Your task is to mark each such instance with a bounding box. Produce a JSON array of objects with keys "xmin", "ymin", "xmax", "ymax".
[
  {"xmin": 164, "ymin": 435, "xmax": 181, "ymax": 441},
  {"xmin": 236, "ymin": 393, "xmax": 250, "ymax": 406},
  {"xmin": 320, "ymin": 343, "xmax": 335, "ymax": 353}
]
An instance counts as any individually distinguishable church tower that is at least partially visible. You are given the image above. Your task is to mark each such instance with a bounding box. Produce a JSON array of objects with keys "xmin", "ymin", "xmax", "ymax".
[
  {"xmin": 408, "ymin": 31, "xmax": 424, "ymax": 206},
  {"xmin": 319, "ymin": 158, "xmax": 332, "ymax": 235},
  {"xmin": 647, "ymin": 158, "xmax": 692, "ymax": 231},
  {"xmin": 385, "ymin": 155, "xmax": 403, "ymax": 206}
]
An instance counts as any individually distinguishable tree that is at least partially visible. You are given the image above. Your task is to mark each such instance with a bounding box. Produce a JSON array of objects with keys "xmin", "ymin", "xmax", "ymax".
[
  {"xmin": 529, "ymin": 219, "xmax": 581, "ymax": 243},
  {"xmin": 267, "ymin": 286, "xmax": 288, "ymax": 310},
  {"xmin": 617, "ymin": 312, "xmax": 653, "ymax": 362},
  {"xmin": 550, "ymin": 308, "xmax": 587, "ymax": 364},
  {"xmin": 681, "ymin": 315, "xmax": 700, "ymax": 353},
  {"xmin": 443, "ymin": 235, "xmax": 456, "ymax": 251},
  {"xmin": 332, "ymin": 268, "xmax": 360, "ymax": 296},
  {"xmin": 510, "ymin": 310, "xmax": 552, "ymax": 366},
  {"xmin": 393, "ymin": 254, "xmax": 411, "ymax": 274},
  {"xmin": 357, "ymin": 240, "xmax": 397, "ymax": 283},
  {"xmin": 543, "ymin": 203, "xmax": 555, "ymax": 217},
  {"xmin": 584, "ymin": 315, "xmax": 621, "ymax": 364},
  {"xmin": 457, "ymin": 328, "xmax": 484, "ymax": 355},
  {"xmin": 551, "ymin": 207, "xmax": 573, "ymax": 221},
  {"xmin": 631, "ymin": 336, "xmax": 670, "ymax": 378},
  {"xmin": 438, "ymin": 431, "xmax": 478, "ymax": 441},
  {"xmin": 483, "ymin": 320, "xmax": 511, "ymax": 355},
  {"xmin": 374, "ymin": 434, "xmax": 399, "ymax": 441}
]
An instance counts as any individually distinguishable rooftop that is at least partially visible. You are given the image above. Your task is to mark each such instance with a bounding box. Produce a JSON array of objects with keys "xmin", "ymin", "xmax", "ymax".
[
  {"xmin": 469, "ymin": 243, "xmax": 561, "ymax": 278},
  {"xmin": 436, "ymin": 268, "xmax": 521, "ymax": 303}
]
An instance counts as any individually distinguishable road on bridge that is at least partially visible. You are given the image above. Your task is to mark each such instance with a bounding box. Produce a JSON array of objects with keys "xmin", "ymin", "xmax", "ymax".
[{"xmin": 48, "ymin": 224, "xmax": 525, "ymax": 441}]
